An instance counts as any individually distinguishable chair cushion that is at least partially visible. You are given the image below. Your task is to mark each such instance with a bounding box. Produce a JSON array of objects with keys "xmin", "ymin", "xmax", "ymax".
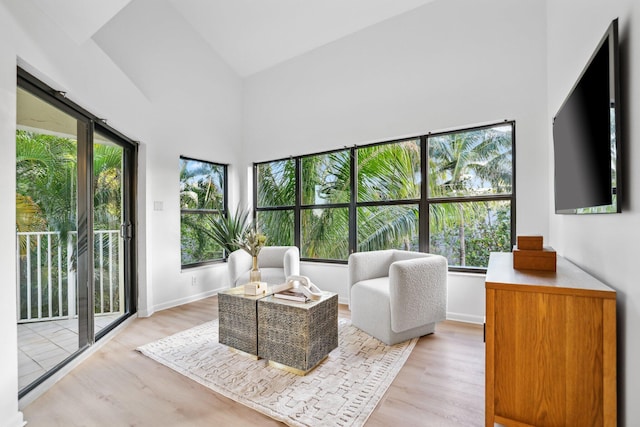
[
  {"xmin": 350, "ymin": 277, "xmax": 391, "ymax": 341},
  {"xmin": 352, "ymin": 277, "xmax": 390, "ymax": 299}
]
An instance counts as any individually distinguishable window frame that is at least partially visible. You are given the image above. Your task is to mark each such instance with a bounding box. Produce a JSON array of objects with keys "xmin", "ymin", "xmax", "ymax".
[
  {"xmin": 425, "ymin": 122, "xmax": 516, "ymax": 273},
  {"xmin": 179, "ymin": 156, "xmax": 228, "ymax": 269},
  {"xmin": 254, "ymin": 121, "xmax": 515, "ymax": 273}
]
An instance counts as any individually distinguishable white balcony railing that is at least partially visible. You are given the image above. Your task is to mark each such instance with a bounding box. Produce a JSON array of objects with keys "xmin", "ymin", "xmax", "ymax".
[{"xmin": 16, "ymin": 230, "xmax": 123, "ymax": 323}]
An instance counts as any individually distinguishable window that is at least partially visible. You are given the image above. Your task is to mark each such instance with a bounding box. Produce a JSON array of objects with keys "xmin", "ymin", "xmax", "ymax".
[
  {"xmin": 300, "ymin": 151, "xmax": 350, "ymax": 260},
  {"xmin": 256, "ymin": 159, "xmax": 295, "ymax": 246},
  {"xmin": 254, "ymin": 122, "xmax": 514, "ymax": 271},
  {"xmin": 357, "ymin": 139, "xmax": 421, "ymax": 252},
  {"xmin": 180, "ymin": 157, "xmax": 227, "ymax": 267},
  {"xmin": 427, "ymin": 125, "xmax": 514, "ymax": 268}
]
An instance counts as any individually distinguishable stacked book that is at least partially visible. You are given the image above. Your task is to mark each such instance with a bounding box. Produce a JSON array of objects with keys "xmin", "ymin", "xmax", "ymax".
[{"xmin": 274, "ymin": 288, "xmax": 309, "ymax": 303}]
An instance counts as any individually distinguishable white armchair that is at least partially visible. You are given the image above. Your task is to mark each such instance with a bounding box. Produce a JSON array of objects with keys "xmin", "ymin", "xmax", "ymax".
[
  {"xmin": 228, "ymin": 246, "xmax": 300, "ymax": 287},
  {"xmin": 348, "ymin": 249, "xmax": 447, "ymax": 345}
]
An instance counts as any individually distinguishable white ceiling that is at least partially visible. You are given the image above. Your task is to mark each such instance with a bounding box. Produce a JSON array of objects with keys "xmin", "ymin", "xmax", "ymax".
[
  {"xmin": 30, "ymin": 0, "xmax": 132, "ymax": 45},
  {"xmin": 168, "ymin": 0, "xmax": 437, "ymax": 77},
  {"xmin": 29, "ymin": 0, "xmax": 436, "ymax": 78}
]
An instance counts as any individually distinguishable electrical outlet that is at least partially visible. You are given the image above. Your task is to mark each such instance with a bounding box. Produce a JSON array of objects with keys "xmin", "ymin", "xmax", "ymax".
[{"xmin": 191, "ymin": 276, "xmax": 197, "ymax": 286}]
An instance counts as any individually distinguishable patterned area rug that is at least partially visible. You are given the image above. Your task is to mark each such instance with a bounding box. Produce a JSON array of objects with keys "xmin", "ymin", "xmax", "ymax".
[{"xmin": 137, "ymin": 318, "xmax": 417, "ymax": 427}]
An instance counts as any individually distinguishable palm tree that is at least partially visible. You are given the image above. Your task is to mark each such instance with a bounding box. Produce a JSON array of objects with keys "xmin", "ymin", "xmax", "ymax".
[
  {"xmin": 93, "ymin": 143, "xmax": 124, "ymax": 230},
  {"xmin": 257, "ymin": 141, "xmax": 422, "ymax": 259},
  {"xmin": 256, "ymin": 160, "xmax": 296, "ymax": 247},
  {"xmin": 356, "ymin": 141, "xmax": 420, "ymax": 252},
  {"xmin": 16, "ymin": 131, "xmax": 77, "ymax": 238},
  {"xmin": 179, "ymin": 158, "xmax": 227, "ymax": 263},
  {"xmin": 256, "ymin": 129, "xmax": 511, "ymax": 265},
  {"xmin": 428, "ymin": 126, "xmax": 512, "ymax": 266},
  {"xmin": 16, "ymin": 130, "xmax": 126, "ymax": 317},
  {"xmin": 299, "ymin": 151, "xmax": 350, "ymax": 259}
]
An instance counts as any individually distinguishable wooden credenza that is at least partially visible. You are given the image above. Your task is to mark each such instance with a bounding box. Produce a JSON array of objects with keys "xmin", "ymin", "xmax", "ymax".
[{"xmin": 485, "ymin": 252, "xmax": 616, "ymax": 427}]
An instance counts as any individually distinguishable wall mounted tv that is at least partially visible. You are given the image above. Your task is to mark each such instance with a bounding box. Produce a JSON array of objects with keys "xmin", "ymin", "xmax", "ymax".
[{"xmin": 553, "ymin": 18, "xmax": 621, "ymax": 214}]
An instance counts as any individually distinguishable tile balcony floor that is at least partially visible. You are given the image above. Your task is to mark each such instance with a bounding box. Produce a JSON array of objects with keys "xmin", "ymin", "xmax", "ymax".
[{"xmin": 18, "ymin": 314, "xmax": 121, "ymax": 391}]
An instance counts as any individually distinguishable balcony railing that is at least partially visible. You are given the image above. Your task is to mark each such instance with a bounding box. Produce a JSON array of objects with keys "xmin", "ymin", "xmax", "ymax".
[{"xmin": 16, "ymin": 230, "xmax": 123, "ymax": 323}]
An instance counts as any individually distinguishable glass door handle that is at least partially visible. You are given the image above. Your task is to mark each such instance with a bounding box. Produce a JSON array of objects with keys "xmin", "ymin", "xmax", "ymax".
[{"xmin": 120, "ymin": 223, "xmax": 132, "ymax": 239}]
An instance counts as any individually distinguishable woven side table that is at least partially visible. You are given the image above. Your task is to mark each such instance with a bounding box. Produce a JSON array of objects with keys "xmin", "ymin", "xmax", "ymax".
[
  {"xmin": 218, "ymin": 286, "xmax": 270, "ymax": 357},
  {"xmin": 257, "ymin": 292, "xmax": 338, "ymax": 374}
]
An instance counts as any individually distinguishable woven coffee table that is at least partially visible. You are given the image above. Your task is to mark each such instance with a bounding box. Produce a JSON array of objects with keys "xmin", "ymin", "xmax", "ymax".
[
  {"xmin": 218, "ymin": 286, "xmax": 271, "ymax": 357},
  {"xmin": 257, "ymin": 292, "xmax": 338, "ymax": 374}
]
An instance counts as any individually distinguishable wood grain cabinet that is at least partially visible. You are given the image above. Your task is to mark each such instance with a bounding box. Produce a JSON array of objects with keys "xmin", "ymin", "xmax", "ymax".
[{"xmin": 485, "ymin": 252, "xmax": 617, "ymax": 427}]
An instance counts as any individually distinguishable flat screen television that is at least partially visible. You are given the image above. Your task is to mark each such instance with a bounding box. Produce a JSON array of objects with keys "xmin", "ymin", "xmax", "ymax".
[{"xmin": 553, "ymin": 18, "xmax": 621, "ymax": 214}]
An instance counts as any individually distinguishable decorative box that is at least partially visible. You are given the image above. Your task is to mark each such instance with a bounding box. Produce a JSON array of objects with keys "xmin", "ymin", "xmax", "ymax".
[
  {"xmin": 513, "ymin": 247, "xmax": 557, "ymax": 272},
  {"xmin": 244, "ymin": 281, "xmax": 268, "ymax": 296},
  {"xmin": 517, "ymin": 235, "xmax": 544, "ymax": 251}
]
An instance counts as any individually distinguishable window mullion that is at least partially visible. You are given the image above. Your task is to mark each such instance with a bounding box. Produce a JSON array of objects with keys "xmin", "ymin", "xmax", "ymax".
[
  {"xmin": 294, "ymin": 158, "xmax": 301, "ymax": 249},
  {"xmin": 420, "ymin": 135, "xmax": 429, "ymax": 253},
  {"xmin": 349, "ymin": 147, "xmax": 357, "ymax": 255}
]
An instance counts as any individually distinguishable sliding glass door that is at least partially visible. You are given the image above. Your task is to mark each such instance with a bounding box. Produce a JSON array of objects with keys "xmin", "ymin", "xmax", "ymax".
[
  {"xmin": 92, "ymin": 131, "xmax": 135, "ymax": 339},
  {"xmin": 16, "ymin": 71, "xmax": 137, "ymax": 397},
  {"xmin": 16, "ymin": 87, "xmax": 85, "ymax": 390}
]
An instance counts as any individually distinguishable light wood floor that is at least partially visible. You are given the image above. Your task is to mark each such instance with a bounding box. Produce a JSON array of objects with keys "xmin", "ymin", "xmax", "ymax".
[{"xmin": 23, "ymin": 296, "xmax": 485, "ymax": 426}]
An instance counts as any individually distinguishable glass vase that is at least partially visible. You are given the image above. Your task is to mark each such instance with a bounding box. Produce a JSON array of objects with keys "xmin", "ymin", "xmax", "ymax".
[{"xmin": 250, "ymin": 255, "xmax": 261, "ymax": 283}]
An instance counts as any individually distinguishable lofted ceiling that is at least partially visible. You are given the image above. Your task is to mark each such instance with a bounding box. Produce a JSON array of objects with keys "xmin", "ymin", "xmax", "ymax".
[{"xmin": 28, "ymin": 0, "xmax": 436, "ymax": 77}]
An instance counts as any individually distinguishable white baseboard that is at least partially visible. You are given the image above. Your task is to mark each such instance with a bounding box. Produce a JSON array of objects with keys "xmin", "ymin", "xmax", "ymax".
[
  {"xmin": 137, "ymin": 307, "xmax": 154, "ymax": 318},
  {"xmin": 5, "ymin": 412, "xmax": 25, "ymax": 427},
  {"xmin": 150, "ymin": 293, "xmax": 483, "ymax": 325},
  {"xmin": 152, "ymin": 289, "xmax": 223, "ymax": 313},
  {"xmin": 446, "ymin": 311, "xmax": 485, "ymax": 325}
]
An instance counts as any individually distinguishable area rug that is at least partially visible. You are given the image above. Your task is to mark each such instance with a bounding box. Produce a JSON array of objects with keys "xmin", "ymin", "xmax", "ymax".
[{"xmin": 137, "ymin": 318, "xmax": 417, "ymax": 427}]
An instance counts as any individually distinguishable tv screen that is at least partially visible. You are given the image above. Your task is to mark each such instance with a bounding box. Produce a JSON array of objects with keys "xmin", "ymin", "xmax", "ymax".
[{"xmin": 553, "ymin": 19, "xmax": 621, "ymax": 214}]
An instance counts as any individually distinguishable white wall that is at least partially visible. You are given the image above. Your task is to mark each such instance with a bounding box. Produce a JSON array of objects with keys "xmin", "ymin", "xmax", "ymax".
[
  {"xmin": 0, "ymin": 0, "xmax": 242, "ymax": 423},
  {"xmin": 244, "ymin": 0, "xmax": 548, "ymax": 323},
  {"xmin": 0, "ymin": 4, "xmax": 23, "ymax": 426},
  {"xmin": 91, "ymin": 0, "xmax": 244, "ymax": 314},
  {"xmin": 547, "ymin": 1, "xmax": 639, "ymax": 424}
]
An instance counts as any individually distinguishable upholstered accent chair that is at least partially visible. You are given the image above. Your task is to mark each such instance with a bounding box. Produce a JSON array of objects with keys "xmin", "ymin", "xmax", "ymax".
[
  {"xmin": 228, "ymin": 246, "xmax": 300, "ymax": 287},
  {"xmin": 347, "ymin": 249, "xmax": 447, "ymax": 345}
]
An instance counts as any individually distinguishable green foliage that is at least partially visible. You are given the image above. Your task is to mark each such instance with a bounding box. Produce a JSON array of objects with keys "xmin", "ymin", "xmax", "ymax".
[
  {"xmin": 16, "ymin": 130, "xmax": 125, "ymax": 319},
  {"xmin": 302, "ymin": 151, "xmax": 350, "ymax": 205},
  {"xmin": 257, "ymin": 125, "xmax": 513, "ymax": 267},
  {"xmin": 257, "ymin": 160, "xmax": 296, "ymax": 207},
  {"xmin": 358, "ymin": 140, "xmax": 421, "ymax": 202},
  {"xmin": 429, "ymin": 201, "xmax": 511, "ymax": 268},
  {"xmin": 301, "ymin": 207, "xmax": 349, "ymax": 260},
  {"xmin": 357, "ymin": 205, "xmax": 418, "ymax": 252},
  {"xmin": 206, "ymin": 206, "xmax": 251, "ymax": 254},
  {"xmin": 179, "ymin": 159, "xmax": 225, "ymax": 210},
  {"xmin": 16, "ymin": 130, "xmax": 124, "ymax": 236},
  {"xmin": 428, "ymin": 126, "xmax": 512, "ymax": 197},
  {"xmin": 256, "ymin": 210, "xmax": 294, "ymax": 246},
  {"xmin": 179, "ymin": 158, "xmax": 228, "ymax": 265},
  {"xmin": 16, "ymin": 131, "xmax": 78, "ymax": 239},
  {"xmin": 180, "ymin": 214, "xmax": 225, "ymax": 264}
]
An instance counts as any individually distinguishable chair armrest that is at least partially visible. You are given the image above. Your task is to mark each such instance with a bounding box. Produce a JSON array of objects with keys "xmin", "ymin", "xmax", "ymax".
[
  {"xmin": 227, "ymin": 249, "xmax": 252, "ymax": 287},
  {"xmin": 389, "ymin": 255, "xmax": 448, "ymax": 333},
  {"xmin": 283, "ymin": 247, "xmax": 300, "ymax": 278}
]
